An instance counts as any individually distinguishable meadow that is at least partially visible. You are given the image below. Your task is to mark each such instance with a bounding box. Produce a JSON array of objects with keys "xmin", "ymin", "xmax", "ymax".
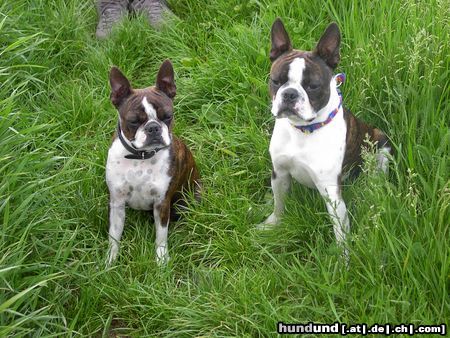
[{"xmin": 0, "ymin": 0, "xmax": 448, "ymax": 336}]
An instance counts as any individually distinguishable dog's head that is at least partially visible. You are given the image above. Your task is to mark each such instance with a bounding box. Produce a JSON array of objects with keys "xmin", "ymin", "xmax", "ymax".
[
  {"xmin": 109, "ymin": 59, "xmax": 176, "ymax": 149},
  {"xmin": 269, "ymin": 18, "xmax": 341, "ymax": 124}
]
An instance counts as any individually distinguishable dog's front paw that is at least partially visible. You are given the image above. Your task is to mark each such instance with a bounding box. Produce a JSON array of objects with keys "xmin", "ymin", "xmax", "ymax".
[
  {"xmin": 256, "ymin": 213, "xmax": 279, "ymax": 230},
  {"xmin": 156, "ymin": 245, "xmax": 170, "ymax": 266},
  {"xmin": 106, "ymin": 245, "xmax": 119, "ymax": 268},
  {"xmin": 341, "ymin": 246, "xmax": 349, "ymax": 268}
]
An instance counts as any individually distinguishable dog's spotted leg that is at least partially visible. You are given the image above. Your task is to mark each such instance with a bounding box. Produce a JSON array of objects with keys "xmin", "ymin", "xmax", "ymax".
[
  {"xmin": 106, "ymin": 200, "xmax": 126, "ymax": 266},
  {"xmin": 154, "ymin": 202, "xmax": 170, "ymax": 265}
]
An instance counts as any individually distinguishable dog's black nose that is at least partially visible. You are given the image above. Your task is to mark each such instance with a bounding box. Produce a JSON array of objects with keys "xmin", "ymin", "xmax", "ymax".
[
  {"xmin": 145, "ymin": 122, "xmax": 161, "ymax": 135},
  {"xmin": 282, "ymin": 88, "xmax": 299, "ymax": 102}
]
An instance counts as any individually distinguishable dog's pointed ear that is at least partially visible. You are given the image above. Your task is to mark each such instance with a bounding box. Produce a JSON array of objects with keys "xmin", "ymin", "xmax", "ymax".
[
  {"xmin": 156, "ymin": 59, "xmax": 176, "ymax": 99},
  {"xmin": 314, "ymin": 23, "xmax": 341, "ymax": 69},
  {"xmin": 270, "ymin": 18, "xmax": 292, "ymax": 62},
  {"xmin": 109, "ymin": 67, "xmax": 131, "ymax": 107}
]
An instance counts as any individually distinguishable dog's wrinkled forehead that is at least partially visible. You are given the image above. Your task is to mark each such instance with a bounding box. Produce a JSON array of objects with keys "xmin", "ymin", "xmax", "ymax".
[
  {"xmin": 271, "ymin": 50, "xmax": 308, "ymax": 76},
  {"xmin": 119, "ymin": 87, "xmax": 173, "ymax": 119},
  {"xmin": 272, "ymin": 51, "xmax": 332, "ymax": 81},
  {"xmin": 270, "ymin": 50, "xmax": 333, "ymax": 95}
]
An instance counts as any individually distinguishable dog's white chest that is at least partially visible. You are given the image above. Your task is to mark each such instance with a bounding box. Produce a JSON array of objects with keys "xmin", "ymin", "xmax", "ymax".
[
  {"xmin": 270, "ymin": 113, "xmax": 347, "ymax": 187},
  {"xmin": 106, "ymin": 139, "xmax": 171, "ymax": 210}
]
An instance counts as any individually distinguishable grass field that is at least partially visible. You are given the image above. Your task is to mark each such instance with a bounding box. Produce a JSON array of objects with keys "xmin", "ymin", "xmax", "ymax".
[{"xmin": 1, "ymin": 0, "xmax": 449, "ymax": 336}]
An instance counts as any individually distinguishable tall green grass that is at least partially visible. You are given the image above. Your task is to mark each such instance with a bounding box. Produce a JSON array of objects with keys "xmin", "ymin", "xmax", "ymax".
[{"xmin": 1, "ymin": 0, "xmax": 448, "ymax": 336}]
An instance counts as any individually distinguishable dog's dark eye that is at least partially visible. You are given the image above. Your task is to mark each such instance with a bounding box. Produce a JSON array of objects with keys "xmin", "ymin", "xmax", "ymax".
[
  {"xmin": 305, "ymin": 83, "xmax": 320, "ymax": 91},
  {"xmin": 271, "ymin": 78, "xmax": 282, "ymax": 86},
  {"xmin": 128, "ymin": 120, "xmax": 141, "ymax": 127},
  {"xmin": 163, "ymin": 116, "xmax": 172, "ymax": 125}
]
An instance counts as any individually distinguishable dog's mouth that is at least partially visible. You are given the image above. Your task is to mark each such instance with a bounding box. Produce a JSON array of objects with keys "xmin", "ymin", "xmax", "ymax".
[
  {"xmin": 277, "ymin": 108, "xmax": 315, "ymax": 123},
  {"xmin": 132, "ymin": 136, "xmax": 166, "ymax": 150},
  {"xmin": 276, "ymin": 107, "xmax": 296, "ymax": 119},
  {"xmin": 148, "ymin": 132, "xmax": 172, "ymax": 147},
  {"xmin": 147, "ymin": 134, "xmax": 164, "ymax": 144}
]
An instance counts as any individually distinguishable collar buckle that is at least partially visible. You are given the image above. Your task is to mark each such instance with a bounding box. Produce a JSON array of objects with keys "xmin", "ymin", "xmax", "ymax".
[{"xmin": 334, "ymin": 73, "xmax": 346, "ymax": 87}]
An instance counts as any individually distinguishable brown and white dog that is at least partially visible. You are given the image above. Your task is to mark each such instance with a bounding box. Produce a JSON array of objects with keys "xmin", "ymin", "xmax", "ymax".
[
  {"xmin": 261, "ymin": 19, "xmax": 391, "ymax": 256},
  {"xmin": 105, "ymin": 59, "xmax": 200, "ymax": 266}
]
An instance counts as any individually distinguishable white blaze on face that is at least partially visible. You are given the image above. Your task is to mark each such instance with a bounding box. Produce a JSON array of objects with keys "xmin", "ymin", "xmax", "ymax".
[
  {"xmin": 132, "ymin": 97, "xmax": 172, "ymax": 149},
  {"xmin": 142, "ymin": 97, "xmax": 157, "ymax": 120},
  {"xmin": 272, "ymin": 57, "xmax": 315, "ymax": 123},
  {"xmin": 288, "ymin": 57, "xmax": 305, "ymax": 84}
]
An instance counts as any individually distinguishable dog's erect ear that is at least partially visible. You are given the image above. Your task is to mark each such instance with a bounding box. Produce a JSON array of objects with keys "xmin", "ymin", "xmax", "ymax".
[
  {"xmin": 270, "ymin": 18, "xmax": 292, "ymax": 62},
  {"xmin": 156, "ymin": 59, "xmax": 176, "ymax": 99},
  {"xmin": 314, "ymin": 23, "xmax": 341, "ymax": 69},
  {"xmin": 109, "ymin": 67, "xmax": 132, "ymax": 107}
]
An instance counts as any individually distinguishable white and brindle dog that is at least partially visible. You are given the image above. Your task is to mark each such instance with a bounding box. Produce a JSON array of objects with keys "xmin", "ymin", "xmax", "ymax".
[
  {"xmin": 262, "ymin": 19, "xmax": 391, "ymax": 255},
  {"xmin": 106, "ymin": 60, "xmax": 200, "ymax": 266}
]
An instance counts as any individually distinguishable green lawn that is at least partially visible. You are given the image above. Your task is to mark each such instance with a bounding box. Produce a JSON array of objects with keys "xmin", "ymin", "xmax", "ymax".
[{"xmin": 1, "ymin": 0, "xmax": 448, "ymax": 336}]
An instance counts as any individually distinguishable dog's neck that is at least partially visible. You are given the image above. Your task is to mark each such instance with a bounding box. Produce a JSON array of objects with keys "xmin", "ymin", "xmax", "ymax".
[{"xmin": 116, "ymin": 121, "xmax": 169, "ymax": 160}]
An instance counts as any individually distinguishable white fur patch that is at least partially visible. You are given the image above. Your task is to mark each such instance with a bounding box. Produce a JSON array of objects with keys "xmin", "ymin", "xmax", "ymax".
[
  {"xmin": 288, "ymin": 57, "xmax": 305, "ymax": 84},
  {"xmin": 142, "ymin": 97, "xmax": 157, "ymax": 120},
  {"xmin": 133, "ymin": 125, "xmax": 148, "ymax": 148},
  {"xmin": 161, "ymin": 124, "xmax": 171, "ymax": 146},
  {"xmin": 269, "ymin": 95, "xmax": 346, "ymax": 190}
]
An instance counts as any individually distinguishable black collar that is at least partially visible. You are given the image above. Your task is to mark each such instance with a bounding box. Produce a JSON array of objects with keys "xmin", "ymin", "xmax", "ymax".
[{"xmin": 117, "ymin": 121, "xmax": 168, "ymax": 160}]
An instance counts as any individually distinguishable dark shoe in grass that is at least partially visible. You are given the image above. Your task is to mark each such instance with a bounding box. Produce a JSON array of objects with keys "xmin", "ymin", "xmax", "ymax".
[
  {"xmin": 96, "ymin": 0, "xmax": 129, "ymax": 39},
  {"xmin": 129, "ymin": 0, "xmax": 173, "ymax": 28}
]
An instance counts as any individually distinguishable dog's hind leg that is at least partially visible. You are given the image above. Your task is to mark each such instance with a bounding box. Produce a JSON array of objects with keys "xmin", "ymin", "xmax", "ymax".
[{"xmin": 373, "ymin": 129, "xmax": 392, "ymax": 174}]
